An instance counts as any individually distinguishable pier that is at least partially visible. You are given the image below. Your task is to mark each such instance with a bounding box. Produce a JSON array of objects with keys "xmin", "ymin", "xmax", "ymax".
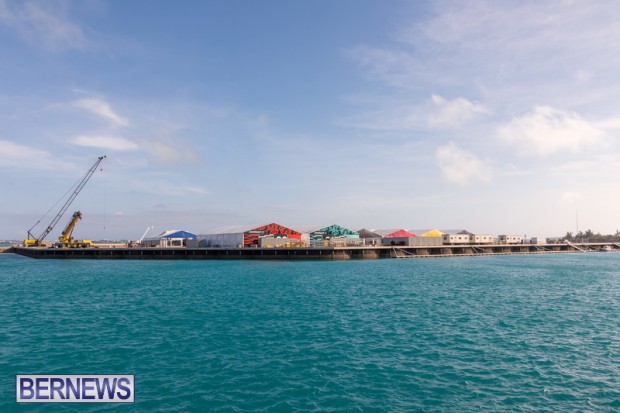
[{"xmin": 7, "ymin": 242, "xmax": 619, "ymax": 260}]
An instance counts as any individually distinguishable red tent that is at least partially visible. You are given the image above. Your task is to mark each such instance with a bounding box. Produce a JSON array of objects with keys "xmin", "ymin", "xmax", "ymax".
[{"xmin": 385, "ymin": 229, "xmax": 416, "ymax": 238}]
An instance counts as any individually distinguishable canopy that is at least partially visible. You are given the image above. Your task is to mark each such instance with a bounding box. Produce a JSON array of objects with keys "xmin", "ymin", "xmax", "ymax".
[
  {"xmin": 385, "ymin": 229, "xmax": 416, "ymax": 238},
  {"xmin": 421, "ymin": 229, "xmax": 443, "ymax": 237},
  {"xmin": 357, "ymin": 229, "xmax": 382, "ymax": 239}
]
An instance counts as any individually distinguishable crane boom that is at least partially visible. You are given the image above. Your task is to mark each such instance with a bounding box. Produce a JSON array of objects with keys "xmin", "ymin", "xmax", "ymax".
[
  {"xmin": 59, "ymin": 211, "xmax": 82, "ymax": 244},
  {"xmin": 27, "ymin": 156, "xmax": 106, "ymax": 245},
  {"xmin": 138, "ymin": 225, "xmax": 153, "ymax": 243}
]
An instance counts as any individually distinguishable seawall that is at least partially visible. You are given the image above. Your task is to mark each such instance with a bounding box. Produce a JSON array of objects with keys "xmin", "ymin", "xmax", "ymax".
[{"xmin": 9, "ymin": 243, "xmax": 619, "ymax": 260}]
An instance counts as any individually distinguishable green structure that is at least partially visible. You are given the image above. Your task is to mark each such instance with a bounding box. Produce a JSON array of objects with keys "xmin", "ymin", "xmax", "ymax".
[{"xmin": 300, "ymin": 224, "xmax": 359, "ymax": 246}]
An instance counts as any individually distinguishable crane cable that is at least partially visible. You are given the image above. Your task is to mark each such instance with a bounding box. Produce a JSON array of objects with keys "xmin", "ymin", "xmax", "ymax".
[
  {"xmin": 27, "ymin": 168, "xmax": 89, "ymax": 238},
  {"xmin": 102, "ymin": 158, "xmax": 106, "ymax": 232}
]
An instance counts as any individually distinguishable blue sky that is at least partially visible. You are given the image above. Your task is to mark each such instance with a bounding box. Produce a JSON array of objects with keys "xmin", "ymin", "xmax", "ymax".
[{"xmin": 1, "ymin": 0, "xmax": 620, "ymax": 241}]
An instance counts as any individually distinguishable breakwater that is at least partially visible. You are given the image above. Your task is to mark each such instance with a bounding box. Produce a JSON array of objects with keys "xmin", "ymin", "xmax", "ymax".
[{"xmin": 9, "ymin": 242, "xmax": 619, "ymax": 260}]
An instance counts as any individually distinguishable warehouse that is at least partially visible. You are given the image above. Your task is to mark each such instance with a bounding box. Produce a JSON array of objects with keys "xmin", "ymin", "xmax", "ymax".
[
  {"xmin": 356, "ymin": 229, "xmax": 383, "ymax": 246},
  {"xmin": 299, "ymin": 224, "xmax": 359, "ymax": 247},
  {"xmin": 380, "ymin": 229, "xmax": 417, "ymax": 246},
  {"xmin": 198, "ymin": 223, "xmax": 301, "ymax": 248},
  {"xmin": 142, "ymin": 230, "xmax": 197, "ymax": 247},
  {"xmin": 404, "ymin": 229, "xmax": 444, "ymax": 246}
]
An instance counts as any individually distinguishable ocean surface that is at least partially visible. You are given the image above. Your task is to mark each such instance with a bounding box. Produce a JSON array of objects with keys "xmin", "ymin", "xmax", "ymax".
[{"xmin": 1, "ymin": 253, "xmax": 619, "ymax": 412}]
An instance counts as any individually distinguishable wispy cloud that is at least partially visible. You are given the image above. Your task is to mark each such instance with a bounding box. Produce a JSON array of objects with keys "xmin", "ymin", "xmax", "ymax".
[
  {"xmin": 346, "ymin": 1, "xmax": 620, "ymax": 132},
  {"xmin": 72, "ymin": 135, "xmax": 138, "ymax": 151},
  {"xmin": 130, "ymin": 179, "xmax": 208, "ymax": 197},
  {"xmin": 74, "ymin": 98, "xmax": 129, "ymax": 127},
  {"xmin": 560, "ymin": 191, "xmax": 581, "ymax": 204},
  {"xmin": 0, "ymin": 0, "xmax": 93, "ymax": 52},
  {"xmin": 427, "ymin": 95, "xmax": 489, "ymax": 128},
  {"xmin": 340, "ymin": 94, "xmax": 487, "ymax": 131},
  {"xmin": 395, "ymin": 1, "xmax": 620, "ymax": 92},
  {"xmin": 0, "ymin": 139, "xmax": 72, "ymax": 170},
  {"xmin": 138, "ymin": 138, "xmax": 199, "ymax": 165},
  {"xmin": 436, "ymin": 141, "xmax": 491, "ymax": 186},
  {"xmin": 498, "ymin": 106, "xmax": 606, "ymax": 156},
  {"xmin": 550, "ymin": 154, "xmax": 620, "ymax": 177}
]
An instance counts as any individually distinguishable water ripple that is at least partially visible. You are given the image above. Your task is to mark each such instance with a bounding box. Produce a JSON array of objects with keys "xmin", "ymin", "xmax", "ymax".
[{"xmin": 1, "ymin": 254, "xmax": 620, "ymax": 411}]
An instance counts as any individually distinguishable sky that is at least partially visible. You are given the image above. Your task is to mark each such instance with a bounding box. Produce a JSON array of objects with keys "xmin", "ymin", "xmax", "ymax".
[{"xmin": 1, "ymin": 0, "xmax": 620, "ymax": 241}]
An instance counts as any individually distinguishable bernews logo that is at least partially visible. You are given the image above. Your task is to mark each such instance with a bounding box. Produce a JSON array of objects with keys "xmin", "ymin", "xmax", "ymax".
[{"xmin": 16, "ymin": 375, "xmax": 134, "ymax": 403}]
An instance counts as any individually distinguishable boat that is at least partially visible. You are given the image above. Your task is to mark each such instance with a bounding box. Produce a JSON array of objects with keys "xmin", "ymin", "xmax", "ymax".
[{"xmin": 599, "ymin": 245, "xmax": 613, "ymax": 252}]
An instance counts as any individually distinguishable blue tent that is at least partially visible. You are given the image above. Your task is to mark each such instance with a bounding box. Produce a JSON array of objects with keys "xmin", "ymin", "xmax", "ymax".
[{"xmin": 158, "ymin": 230, "xmax": 197, "ymax": 240}]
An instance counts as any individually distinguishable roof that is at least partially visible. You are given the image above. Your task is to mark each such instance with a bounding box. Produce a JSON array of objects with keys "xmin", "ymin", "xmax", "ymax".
[
  {"xmin": 356, "ymin": 228, "xmax": 382, "ymax": 239},
  {"xmin": 371, "ymin": 229, "xmax": 402, "ymax": 237},
  {"xmin": 146, "ymin": 230, "xmax": 197, "ymax": 240},
  {"xmin": 200, "ymin": 223, "xmax": 299, "ymax": 236},
  {"xmin": 384, "ymin": 229, "xmax": 416, "ymax": 238},
  {"xmin": 296, "ymin": 224, "xmax": 357, "ymax": 236},
  {"xmin": 420, "ymin": 229, "xmax": 444, "ymax": 237},
  {"xmin": 439, "ymin": 229, "xmax": 472, "ymax": 235},
  {"xmin": 295, "ymin": 225, "xmax": 329, "ymax": 234},
  {"xmin": 201, "ymin": 225, "xmax": 257, "ymax": 235}
]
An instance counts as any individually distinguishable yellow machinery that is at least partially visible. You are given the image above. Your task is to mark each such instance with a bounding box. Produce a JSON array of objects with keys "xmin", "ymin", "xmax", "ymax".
[
  {"xmin": 56, "ymin": 211, "xmax": 93, "ymax": 248},
  {"xmin": 23, "ymin": 155, "xmax": 105, "ymax": 247}
]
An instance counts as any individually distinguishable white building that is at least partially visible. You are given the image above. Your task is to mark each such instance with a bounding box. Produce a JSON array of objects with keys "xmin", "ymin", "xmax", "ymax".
[
  {"xmin": 142, "ymin": 230, "xmax": 196, "ymax": 247},
  {"xmin": 470, "ymin": 234, "xmax": 494, "ymax": 244},
  {"xmin": 498, "ymin": 235, "xmax": 523, "ymax": 244},
  {"xmin": 443, "ymin": 233, "xmax": 470, "ymax": 244}
]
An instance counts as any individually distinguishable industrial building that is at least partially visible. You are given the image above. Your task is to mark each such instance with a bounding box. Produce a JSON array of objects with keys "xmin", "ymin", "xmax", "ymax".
[
  {"xmin": 198, "ymin": 223, "xmax": 301, "ymax": 248},
  {"xmin": 419, "ymin": 229, "xmax": 444, "ymax": 237},
  {"xmin": 298, "ymin": 224, "xmax": 359, "ymax": 247},
  {"xmin": 379, "ymin": 229, "xmax": 417, "ymax": 246},
  {"xmin": 356, "ymin": 229, "xmax": 383, "ymax": 246},
  {"xmin": 142, "ymin": 230, "xmax": 197, "ymax": 247},
  {"xmin": 442, "ymin": 230, "xmax": 472, "ymax": 245},
  {"xmin": 499, "ymin": 235, "xmax": 524, "ymax": 244}
]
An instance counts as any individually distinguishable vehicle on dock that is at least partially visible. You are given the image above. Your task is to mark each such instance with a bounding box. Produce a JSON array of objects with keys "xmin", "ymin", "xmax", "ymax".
[{"xmin": 55, "ymin": 211, "xmax": 93, "ymax": 248}]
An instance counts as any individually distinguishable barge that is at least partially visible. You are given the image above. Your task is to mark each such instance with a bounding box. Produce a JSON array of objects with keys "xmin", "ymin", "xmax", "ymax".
[{"xmin": 7, "ymin": 242, "xmax": 620, "ymax": 260}]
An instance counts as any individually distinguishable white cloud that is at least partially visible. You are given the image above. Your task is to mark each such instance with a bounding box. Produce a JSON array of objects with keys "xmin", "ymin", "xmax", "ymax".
[
  {"xmin": 594, "ymin": 117, "xmax": 620, "ymax": 130},
  {"xmin": 550, "ymin": 154, "xmax": 620, "ymax": 177},
  {"xmin": 340, "ymin": 94, "xmax": 487, "ymax": 131},
  {"xmin": 426, "ymin": 95, "xmax": 489, "ymax": 128},
  {"xmin": 0, "ymin": 139, "xmax": 71, "ymax": 170},
  {"xmin": 436, "ymin": 141, "xmax": 491, "ymax": 186},
  {"xmin": 74, "ymin": 98, "xmax": 129, "ymax": 127},
  {"xmin": 560, "ymin": 191, "xmax": 581, "ymax": 204},
  {"xmin": 498, "ymin": 106, "xmax": 606, "ymax": 156},
  {"xmin": 0, "ymin": 0, "xmax": 92, "ymax": 52},
  {"xmin": 130, "ymin": 180, "xmax": 208, "ymax": 197},
  {"xmin": 348, "ymin": 1, "xmax": 620, "ymax": 117},
  {"xmin": 138, "ymin": 139, "xmax": 198, "ymax": 165},
  {"xmin": 72, "ymin": 135, "xmax": 138, "ymax": 151}
]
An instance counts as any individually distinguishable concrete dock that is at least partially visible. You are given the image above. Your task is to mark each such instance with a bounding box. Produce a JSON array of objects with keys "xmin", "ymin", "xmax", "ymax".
[{"xmin": 8, "ymin": 242, "xmax": 620, "ymax": 260}]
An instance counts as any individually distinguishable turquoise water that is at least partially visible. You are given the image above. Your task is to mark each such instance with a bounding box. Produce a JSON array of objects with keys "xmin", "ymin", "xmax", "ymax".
[{"xmin": 1, "ymin": 253, "xmax": 620, "ymax": 412}]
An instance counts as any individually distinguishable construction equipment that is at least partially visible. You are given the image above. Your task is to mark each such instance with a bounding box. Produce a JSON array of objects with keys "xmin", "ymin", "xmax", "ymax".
[
  {"xmin": 138, "ymin": 226, "xmax": 154, "ymax": 244},
  {"xmin": 55, "ymin": 211, "xmax": 93, "ymax": 248},
  {"xmin": 128, "ymin": 225, "xmax": 153, "ymax": 247},
  {"xmin": 24, "ymin": 156, "xmax": 106, "ymax": 247}
]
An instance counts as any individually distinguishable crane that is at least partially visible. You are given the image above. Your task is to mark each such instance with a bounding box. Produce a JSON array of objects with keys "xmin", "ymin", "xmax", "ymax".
[
  {"xmin": 56, "ymin": 211, "xmax": 93, "ymax": 248},
  {"xmin": 24, "ymin": 155, "xmax": 106, "ymax": 247},
  {"xmin": 138, "ymin": 226, "xmax": 153, "ymax": 243}
]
